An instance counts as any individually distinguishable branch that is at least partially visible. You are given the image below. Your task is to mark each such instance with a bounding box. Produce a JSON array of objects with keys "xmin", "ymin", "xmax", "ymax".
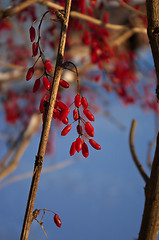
[
  {"xmin": 129, "ymin": 119, "xmax": 149, "ymax": 183},
  {"xmin": 0, "ymin": 113, "xmax": 41, "ymax": 181},
  {"xmin": 146, "ymin": 0, "xmax": 159, "ymax": 96},
  {"xmin": 0, "ymin": 0, "xmax": 147, "ymax": 33},
  {"xmin": 138, "ymin": 132, "xmax": 159, "ymax": 240},
  {"xmin": 20, "ymin": 1, "xmax": 72, "ymax": 239},
  {"xmin": 0, "ymin": 158, "xmax": 76, "ymax": 189}
]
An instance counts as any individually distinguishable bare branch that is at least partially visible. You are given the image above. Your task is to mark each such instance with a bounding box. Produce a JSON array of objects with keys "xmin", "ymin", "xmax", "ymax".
[
  {"xmin": 129, "ymin": 119, "xmax": 149, "ymax": 183},
  {"xmin": 0, "ymin": 113, "xmax": 41, "ymax": 181}
]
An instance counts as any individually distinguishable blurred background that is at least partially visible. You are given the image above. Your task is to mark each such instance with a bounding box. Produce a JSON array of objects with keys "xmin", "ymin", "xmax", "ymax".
[{"xmin": 0, "ymin": 0, "xmax": 157, "ymax": 239}]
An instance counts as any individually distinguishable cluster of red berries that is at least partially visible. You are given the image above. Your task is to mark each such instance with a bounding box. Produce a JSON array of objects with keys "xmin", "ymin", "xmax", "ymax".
[
  {"xmin": 26, "ymin": 12, "xmax": 101, "ymax": 158},
  {"xmin": 61, "ymin": 94, "xmax": 101, "ymax": 158}
]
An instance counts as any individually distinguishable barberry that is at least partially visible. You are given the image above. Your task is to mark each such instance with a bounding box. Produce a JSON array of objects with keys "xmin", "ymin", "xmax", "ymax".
[
  {"xmin": 85, "ymin": 121, "xmax": 94, "ymax": 137},
  {"xmin": 73, "ymin": 109, "xmax": 79, "ymax": 121},
  {"xmin": 54, "ymin": 214, "xmax": 62, "ymax": 228},
  {"xmin": 43, "ymin": 77, "xmax": 51, "ymax": 90},
  {"xmin": 70, "ymin": 141, "xmax": 76, "ymax": 156},
  {"xmin": 81, "ymin": 97, "xmax": 88, "ymax": 109},
  {"xmin": 29, "ymin": 26, "xmax": 36, "ymax": 42},
  {"xmin": 44, "ymin": 60, "xmax": 52, "ymax": 72},
  {"xmin": 33, "ymin": 78, "xmax": 40, "ymax": 93},
  {"xmin": 75, "ymin": 137, "xmax": 82, "ymax": 152},
  {"xmin": 82, "ymin": 142, "xmax": 89, "ymax": 158},
  {"xmin": 32, "ymin": 42, "xmax": 38, "ymax": 56},
  {"xmin": 60, "ymin": 79, "xmax": 69, "ymax": 88},
  {"xmin": 26, "ymin": 67, "xmax": 34, "ymax": 81},
  {"xmin": 61, "ymin": 124, "xmax": 72, "ymax": 136},
  {"xmin": 89, "ymin": 139, "xmax": 101, "ymax": 150},
  {"xmin": 74, "ymin": 94, "xmax": 81, "ymax": 107},
  {"xmin": 83, "ymin": 109, "xmax": 95, "ymax": 121}
]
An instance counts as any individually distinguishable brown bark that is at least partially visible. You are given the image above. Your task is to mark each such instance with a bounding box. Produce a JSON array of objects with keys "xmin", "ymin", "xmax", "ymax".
[
  {"xmin": 138, "ymin": 133, "xmax": 159, "ymax": 240},
  {"xmin": 146, "ymin": 0, "xmax": 159, "ymax": 89},
  {"xmin": 19, "ymin": 1, "xmax": 72, "ymax": 239}
]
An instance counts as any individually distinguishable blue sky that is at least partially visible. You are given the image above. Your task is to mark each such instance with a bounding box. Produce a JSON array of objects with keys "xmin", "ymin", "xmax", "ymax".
[{"xmin": 0, "ymin": 98, "xmax": 155, "ymax": 240}]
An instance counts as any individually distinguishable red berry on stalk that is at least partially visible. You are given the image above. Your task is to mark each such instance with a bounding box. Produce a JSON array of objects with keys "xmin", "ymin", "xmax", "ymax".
[
  {"xmin": 32, "ymin": 42, "xmax": 38, "ymax": 56},
  {"xmin": 70, "ymin": 141, "xmax": 76, "ymax": 156},
  {"xmin": 82, "ymin": 142, "xmax": 89, "ymax": 158},
  {"xmin": 83, "ymin": 109, "xmax": 95, "ymax": 121},
  {"xmin": 77, "ymin": 125, "xmax": 82, "ymax": 135},
  {"xmin": 60, "ymin": 108, "xmax": 70, "ymax": 122},
  {"xmin": 75, "ymin": 137, "xmax": 82, "ymax": 152},
  {"xmin": 26, "ymin": 67, "xmax": 34, "ymax": 81},
  {"xmin": 89, "ymin": 139, "xmax": 101, "ymax": 150},
  {"xmin": 73, "ymin": 109, "xmax": 79, "ymax": 121},
  {"xmin": 74, "ymin": 94, "xmax": 81, "ymax": 107},
  {"xmin": 33, "ymin": 78, "xmax": 40, "ymax": 93},
  {"xmin": 62, "ymin": 117, "xmax": 68, "ymax": 125},
  {"xmin": 29, "ymin": 26, "xmax": 36, "ymax": 42},
  {"xmin": 81, "ymin": 97, "xmax": 88, "ymax": 109},
  {"xmin": 57, "ymin": 101, "xmax": 68, "ymax": 110},
  {"xmin": 61, "ymin": 124, "xmax": 72, "ymax": 136},
  {"xmin": 60, "ymin": 79, "xmax": 69, "ymax": 88},
  {"xmin": 54, "ymin": 214, "xmax": 62, "ymax": 228},
  {"xmin": 85, "ymin": 122, "xmax": 94, "ymax": 137},
  {"xmin": 44, "ymin": 60, "xmax": 52, "ymax": 72},
  {"xmin": 43, "ymin": 77, "xmax": 51, "ymax": 90},
  {"xmin": 39, "ymin": 98, "xmax": 45, "ymax": 113}
]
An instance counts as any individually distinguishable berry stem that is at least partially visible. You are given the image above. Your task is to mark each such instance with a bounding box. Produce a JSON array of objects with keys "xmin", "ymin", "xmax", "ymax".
[{"xmin": 20, "ymin": 2, "xmax": 72, "ymax": 240}]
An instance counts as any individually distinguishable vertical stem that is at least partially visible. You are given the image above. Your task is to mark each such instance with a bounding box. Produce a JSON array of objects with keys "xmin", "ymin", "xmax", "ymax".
[
  {"xmin": 20, "ymin": 1, "xmax": 72, "ymax": 239},
  {"xmin": 138, "ymin": 133, "xmax": 159, "ymax": 240},
  {"xmin": 146, "ymin": 0, "xmax": 159, "ymax": 88}
]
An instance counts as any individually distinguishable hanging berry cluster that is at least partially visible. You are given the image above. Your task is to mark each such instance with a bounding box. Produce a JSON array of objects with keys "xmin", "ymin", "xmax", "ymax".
[{"xmin": 26, "ymin": 10, "xmax": 101, "ymax": 158}]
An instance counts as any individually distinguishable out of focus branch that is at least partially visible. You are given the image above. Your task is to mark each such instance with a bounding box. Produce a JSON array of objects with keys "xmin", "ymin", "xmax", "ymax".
[
  {"xmin": 0, "ymin": 113, "xmax": 41, "ymax": 181},
  {"xmin": 129, "ymin": 119, "xmax": 149, "ymax": 183}
]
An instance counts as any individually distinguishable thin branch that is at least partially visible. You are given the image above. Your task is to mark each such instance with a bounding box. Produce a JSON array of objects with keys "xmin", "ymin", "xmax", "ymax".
[
  {"xmin": 0, "ymin": 158, "xmax": 76, "ymax": 189},
  {"xmin": 120, "ymin": 1, "xmax": 146, "ymax": 16},
  {"xmin": 0, "ymin": 0, "xmax": 147, "ymax": 34},
  {"xmin": 129, "ymin": 119, "xmax": 149, "ymax": 183},
  {"xmin": 20, "ymin": 1, "xmax": 72, "ymax": 239},
  {"xmin": 0, "ymin": 113, "xmax": 41, "ymax": 181}
]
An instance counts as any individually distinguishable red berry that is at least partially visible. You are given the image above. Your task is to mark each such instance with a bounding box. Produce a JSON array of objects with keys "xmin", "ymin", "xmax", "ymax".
[
  {"xmin": 60, "ymin": 108, "xmax": 70, "ymax": 122},
  {"xmin": 54, "ymin": 214, "xmax": 62, "ymax": 228},
  {"xmin": 73, "ymin": 109, "xmax": 79, "ymax": 121},
  {"xmin": 81, "ymin": 97, "xmax": 88, "ymax": 109},
  {"xmin": 85, "ymin": 122, "xmax": 94, "ymax": 137},
  {"xmin": 43, "ymin": 77, "xmax": 51, "ymax": 90},
  {"xmin": 62, "ymin": 117, "xmax": 68, "ymax": 125},
  {"xmin": 74, "ymin": 94, "xmax": 81, "ymax": 107},
  {"xmin": 44, "ymin": 60, "xmax": 52, "ymax": 72},
  {"xmin": 39, "ymin": 98, "xmax": 45, "ymax": 113},
  {"xmin": 53, "ymin": 109, "xmax": 60, "ymax": 119},
  {"xmin": 60, "ymin": 79, "xmax": 69, "ymax": 88},
  {"xmin": 83, "ymin": 109, "xmax": 95, "ymax": 121},
  {"xmin": 89, "ymin": 139, "xmax": 101, "ymax": 150},
  {"xmin": 32, "ymin": 42, "xmax": 38, "ymax": 56},
  {"xmin": 70, "ymin": 141, "xmax": 76, "ymax": 156},
  {"xmin": 75, "ymin": 137, "xmax": 82, "ymax": 152},
  {"xmin": 29, "ymin": 26, "xmax": 36, "ymax": 42},
  {"xmin": 33, "ymin": 78, "xmax": 40, "ymax": 93},
  {"xmin": 57, "ymin": 101, "xmax": 68, "ymax": 110},
  {"xmin": 77, "ymin": 125, "xmax": 82, "ymax": 135},
  {"xmin": 61, "ymin": 124, "xmax": 72, "ymax": 136},
  {"xmin": 26, "ymin": 67, "xmax": 34, "ymax": 81},
  {"xmin": 82, "ymin": 142, "xmax": 89, "ymax": 158}
]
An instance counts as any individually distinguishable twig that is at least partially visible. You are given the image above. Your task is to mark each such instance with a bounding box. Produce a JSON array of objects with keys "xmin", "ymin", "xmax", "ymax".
[
  {"xmin": 129, "ymin": 119, "xmax": 149, "ymax": 183},
  {"xmin": 20, "ymin": 1, "xmax": 72, "ymax": 240},
  {"xmin": 120, "ymin": 1, "xmax": 146, "ymax": 16}
]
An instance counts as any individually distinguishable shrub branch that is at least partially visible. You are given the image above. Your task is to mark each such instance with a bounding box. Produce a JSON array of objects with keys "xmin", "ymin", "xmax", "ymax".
[{"xmin": 19, "ymin": 1, "xmax": 72, "ymax": 240}]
